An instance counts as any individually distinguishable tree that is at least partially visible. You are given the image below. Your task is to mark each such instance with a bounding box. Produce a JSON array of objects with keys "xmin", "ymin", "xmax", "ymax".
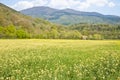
[
  {"xmin": 5, "ymin": 25, "xmax": 16, "ymax": 38},
  {"xmin": 88, "ymin": 35, "xmax": 93, "ymax": 40},
  {"xmin": 16, "ymin": 29, "xmax": 29, "ymax": 39},
  {"xmin": 93, "ymin": 34, "xmax": 103, "ymax": 40},
  {"xmin": 49, "ymin": 29, "xmax": 59, "ymax": 39},
  {"xmin": 0, "ymin": 26, "xmax": 4, "ymax": 38}
]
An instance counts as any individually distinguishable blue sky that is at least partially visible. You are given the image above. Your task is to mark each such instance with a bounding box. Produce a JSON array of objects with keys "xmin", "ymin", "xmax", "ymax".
[{"xmin": 0, "ymin": 0, "xmax": 120, "ymax": 16}]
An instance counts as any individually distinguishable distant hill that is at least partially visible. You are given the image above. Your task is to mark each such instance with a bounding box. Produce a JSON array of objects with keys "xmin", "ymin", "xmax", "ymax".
[
  {"xmin": 0, "ymin": 3, "xmax": 65, "ymax": 39},
  {"xmin": 21, "ymin": 6, "xmax": 120, "ymax": 25},
  {"xmin": 0, "ymin": 3, "xmax": 60, "ymax": 30},
  {"xmin": 0, "ymin": 3, "xmax": 67, "ymax": 29},
  {"xmin": 0, "ymin": 3, "xmax": 120, "ymax": 39}
]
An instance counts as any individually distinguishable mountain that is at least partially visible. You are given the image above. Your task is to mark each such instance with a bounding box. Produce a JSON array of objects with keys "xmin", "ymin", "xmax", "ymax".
[
  {"xmin": 0, "ymin": 3, "xmax": 65, "ymax": 32},
  {"xmin": 21, "ymin": 6, "xmax": 120, "ymax": 25},
  {"xmin": 0, "ymin": 3, "xmax": 65, "ymax": 39},
  {"xmin": 0, "ymin": 3, "xmax": 56, "ymax": 28},
  {"xmin": 0, "ymin": 3, "xmax": 120, "ymax": 39}
]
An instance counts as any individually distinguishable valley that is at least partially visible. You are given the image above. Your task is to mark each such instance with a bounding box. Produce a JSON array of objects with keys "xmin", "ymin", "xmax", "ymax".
[{"xmin": 0, "ymin": 2, "xmax": 120, "ymax": 80}]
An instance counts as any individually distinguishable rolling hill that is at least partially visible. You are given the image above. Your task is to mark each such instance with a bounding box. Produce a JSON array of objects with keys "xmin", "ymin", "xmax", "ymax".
[
  {"xmin": 21, "ymin": 6, "xmax": 120, "ymax": 25},
  {"xmin": 0, "ymin": 3, "xmax": 61, "ymax": 31},
  {"xmin": 0, "ymin": 3, "xmax": 65, "ymax": 38},
  {"xmin": 0, "ymin": 3, "xmax": 120, "ymax": 39}
]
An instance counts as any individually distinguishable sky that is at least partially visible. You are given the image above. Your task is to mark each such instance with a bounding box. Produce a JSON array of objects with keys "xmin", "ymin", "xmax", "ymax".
[{"xmin": 0, "ymin": 0, "xmax": 120, "ymax": 16}]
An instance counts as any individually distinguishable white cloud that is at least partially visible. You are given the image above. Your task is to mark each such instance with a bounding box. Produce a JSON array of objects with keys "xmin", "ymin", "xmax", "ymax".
[
  {"xmin": 32, "ymin": 0, "xmax": 48, "ymax": 6},
  {"xmin": 12, "ymin": 1, "xmax": 34, "ymax": 10},
  {"xmin": 11, "ymin": 0, "xmax": 116, "ymax": 11},
  {"xmin": 75, "ymin": 0, "xmax": 116, "ymax": 10},
  {"xmin": 48, "ymin": 0, "xmax": 70, "ymax": 9},
  {"xmin": 108, "ymin": 2, "xmax": 115, "ymax": 7},
  {"xmin": 86, "ymin": 0, "xmax": 108, "ymax": 7},
  {"xmin": 12, "ymin": 0, "xmax": 48, "ymax": 10}
]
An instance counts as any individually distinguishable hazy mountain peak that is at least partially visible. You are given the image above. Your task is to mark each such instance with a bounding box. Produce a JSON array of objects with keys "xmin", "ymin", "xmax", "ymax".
[{"xmin": 20, "ymin": 6, "xmax": 120, "ymax": 25}]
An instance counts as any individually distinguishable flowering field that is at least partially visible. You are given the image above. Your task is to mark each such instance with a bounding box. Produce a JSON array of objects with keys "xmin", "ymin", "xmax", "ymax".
[{"xmin": 0, "ymin": 39, "xmax": 120, "ymax": 80}]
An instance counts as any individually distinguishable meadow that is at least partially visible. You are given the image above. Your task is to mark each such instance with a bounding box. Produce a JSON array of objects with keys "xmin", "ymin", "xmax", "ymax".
[{"xmin": 0, "ymin": 39, "xmax": 120, "ymax": 80}]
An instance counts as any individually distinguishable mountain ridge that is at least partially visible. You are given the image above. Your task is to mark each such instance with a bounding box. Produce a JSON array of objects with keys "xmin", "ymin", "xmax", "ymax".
[
  {"xmin": 21, "ymin": 6, "xmax": 120, "ymax": 25},
  {"xmin": 0, "ymin": 3, "xmax": 58, "ymax": 28}
]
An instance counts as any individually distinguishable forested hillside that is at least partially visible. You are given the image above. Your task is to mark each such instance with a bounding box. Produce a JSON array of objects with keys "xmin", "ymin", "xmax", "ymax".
[
  {"xmin": 0, "ymin": 3, "xmax": 65, "ymax": 39},
  {"xmin": 0, "ymin": 3, "xmax": 120, "ymax": 39}
]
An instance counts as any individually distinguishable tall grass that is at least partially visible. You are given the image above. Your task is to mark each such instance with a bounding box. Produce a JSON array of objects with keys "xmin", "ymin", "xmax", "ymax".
[{"xmin": 0, "ymin": 40, "xmax": 120, "ymax": 80}]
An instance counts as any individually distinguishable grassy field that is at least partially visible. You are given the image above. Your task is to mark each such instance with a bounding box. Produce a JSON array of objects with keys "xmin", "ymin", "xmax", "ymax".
[{"xmin": 0, "ymin": 39, "xmax": 120, "ymax": 80}]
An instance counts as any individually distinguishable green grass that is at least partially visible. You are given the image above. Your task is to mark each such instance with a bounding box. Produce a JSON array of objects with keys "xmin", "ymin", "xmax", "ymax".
[{"xmin": 0, "ymin": 39, "xmax": 120, "ymax": 80}]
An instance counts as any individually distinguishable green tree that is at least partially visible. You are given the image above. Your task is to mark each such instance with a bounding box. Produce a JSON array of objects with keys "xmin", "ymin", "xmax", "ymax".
[
  {"xmin": 72, "ymin": 30, "xmax": 82, "ymax": 39},
  {"xmin": 16, "ymin": 29, "xmax": 29, "ymax": 39},
  {"xmin": 5, "ymin": 25, "xmax": 16, "ymax": 38},
  {"xmin": 0, "ymin": 26, "xmax": 4, "ymax": 38},
  {"xmin": 49, "ymin": 29, "xmax": 59, "ymax": 39},
  {"xmin": 93, "ymin": 34, "xmax": 103, "ymax": 40}
]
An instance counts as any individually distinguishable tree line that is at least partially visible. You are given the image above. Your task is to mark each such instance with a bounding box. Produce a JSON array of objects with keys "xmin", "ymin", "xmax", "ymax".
[
  {"xmin": 0, "ymin": 24, "xmax": 120, "ymax": 40},
  {"xmin": 69, "ymin": 23, "xmax": 120, "ymax": 39},
  {"xmin": 0, "ymin": 25, "xmax": 82, "ymax": 39}
]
